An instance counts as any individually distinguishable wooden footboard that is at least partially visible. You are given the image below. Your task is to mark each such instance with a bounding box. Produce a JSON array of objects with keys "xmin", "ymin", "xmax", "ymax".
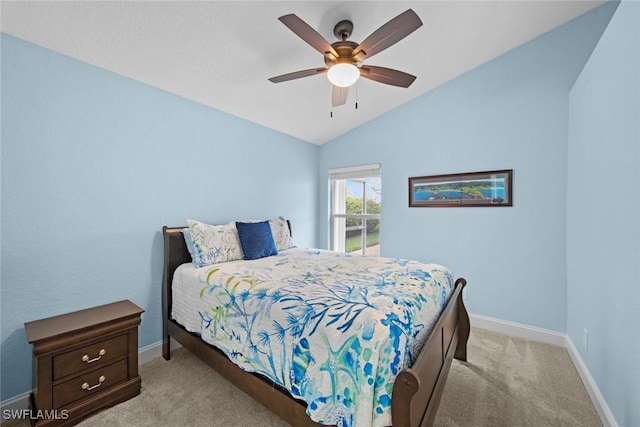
[
  {"xmin": 392, "ymin": 278, "xmax": 469, "ymax": 427},
  {"xmin": 161, "ymin": 225, "xmax": 469, "ymax": 427}
]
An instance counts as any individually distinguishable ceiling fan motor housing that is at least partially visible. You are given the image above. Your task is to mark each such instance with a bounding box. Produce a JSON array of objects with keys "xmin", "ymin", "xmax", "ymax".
[
  {"xmin": 324, "ymin": 40, "xmax": 359, "ymax": 67},
  {"xmin": 333, "ymin": 20, "xmax": 354, "ymax": 40}
]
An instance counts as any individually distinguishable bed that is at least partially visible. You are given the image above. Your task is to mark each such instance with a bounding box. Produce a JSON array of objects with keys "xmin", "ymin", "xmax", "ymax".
[{"xmin": 162, "ymin": 221, "xmax": 469, "ymax": 427}]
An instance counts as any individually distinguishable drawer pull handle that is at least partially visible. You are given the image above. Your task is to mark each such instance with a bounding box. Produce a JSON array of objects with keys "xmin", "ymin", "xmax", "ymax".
[
  {"xmin": 82, "ymin": 349, "xmax": 106, "ymax": 363},
  {"xmin": 82, "ymin": 375, "xmax": 106, "ymax": 391}
]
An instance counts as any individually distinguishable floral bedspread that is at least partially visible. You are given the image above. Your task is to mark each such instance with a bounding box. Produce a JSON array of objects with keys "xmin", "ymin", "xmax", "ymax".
[{"xmin": 175, "ymin": 248, "xmax": 454, "ymax": 427}]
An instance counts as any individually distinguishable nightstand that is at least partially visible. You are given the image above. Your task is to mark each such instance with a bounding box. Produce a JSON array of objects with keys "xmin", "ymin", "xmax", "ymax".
[{"xmin": 24, "ymin": 300, "xmax": 144, "ymax": 426}]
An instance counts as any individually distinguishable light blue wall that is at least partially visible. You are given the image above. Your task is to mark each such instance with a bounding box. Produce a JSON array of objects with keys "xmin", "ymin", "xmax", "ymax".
[
  {"xmin": 0, "ymin": 34, "xmax": 318, "ymax": 401},
  {"xmin": 567, "ymin": 2, "xmax": 640, "ymax": 426},
  {"xmin": 318, "ymin": 3, "xmax": 616, "ymax": 333}
]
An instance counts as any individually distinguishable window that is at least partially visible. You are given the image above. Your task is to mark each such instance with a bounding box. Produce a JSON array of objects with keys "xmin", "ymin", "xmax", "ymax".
[{"xmin": 330, "ymin": 164, "xmax": 381, "ymax": 255}]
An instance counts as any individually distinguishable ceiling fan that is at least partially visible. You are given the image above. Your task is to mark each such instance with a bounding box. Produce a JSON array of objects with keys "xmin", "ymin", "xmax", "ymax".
[{"xmin": 268, "ymin": 9, "xmax": 423, "ymax": 107}]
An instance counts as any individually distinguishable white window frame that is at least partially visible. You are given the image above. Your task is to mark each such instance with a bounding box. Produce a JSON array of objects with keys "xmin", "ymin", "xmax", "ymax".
[{"xmin": 329, "ymin": 164, "xmax": 381, "ymax": 254}]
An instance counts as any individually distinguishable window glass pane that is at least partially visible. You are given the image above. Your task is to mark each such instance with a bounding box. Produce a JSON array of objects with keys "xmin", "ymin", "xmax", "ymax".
[
  {"xmin": 330, "ymin": 167, "xmax": 381, "ymax": 254},
  {"xmin": 365, "ymin": 177, "xmax": 381, "ymax": 214},
  {"xmin": 364, "ymin": 218, "xmax": 380, "ymax": 256},
  {"xmin": 346, "ymin": 180, "xmax": 365, "ymax": 214},
  {"xmin": 345, "ymin": 218, "xmax": 364, "ymax": 253}
]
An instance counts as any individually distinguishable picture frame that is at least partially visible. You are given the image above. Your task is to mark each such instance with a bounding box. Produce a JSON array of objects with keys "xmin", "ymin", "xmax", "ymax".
[{"xmin": 409, "ymin": 169, "xmax": 513, "ymax": 207}]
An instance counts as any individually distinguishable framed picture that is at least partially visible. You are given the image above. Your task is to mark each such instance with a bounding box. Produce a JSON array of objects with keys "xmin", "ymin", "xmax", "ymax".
[{"xmin": 409, "ymin": 169, "xmax": 513, "ymax": 207}]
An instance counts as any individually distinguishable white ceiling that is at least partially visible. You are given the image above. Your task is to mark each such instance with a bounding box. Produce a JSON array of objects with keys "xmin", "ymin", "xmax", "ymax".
[{"xmin": 1, "ymin": 1, "xmax": 603, "ymax": 145}]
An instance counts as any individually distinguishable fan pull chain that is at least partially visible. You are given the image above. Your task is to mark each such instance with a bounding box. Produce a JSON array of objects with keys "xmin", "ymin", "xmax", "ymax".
[
  {"xmin": 355, "ymin": 83, "xmax": 358, "ymax": 110},
  {"xmin": 330, "ymin": 94, "xmax": 334, "ymax": 118}
]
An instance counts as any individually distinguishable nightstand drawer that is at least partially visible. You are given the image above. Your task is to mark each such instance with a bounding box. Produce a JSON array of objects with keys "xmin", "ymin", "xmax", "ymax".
[
  {"xmin": 52, "ymin": 359, "xmax": 128, "ymax": 408},
  {"xmin": 53, "ymin": 334, "xmax": 128, "ymax": 380}
]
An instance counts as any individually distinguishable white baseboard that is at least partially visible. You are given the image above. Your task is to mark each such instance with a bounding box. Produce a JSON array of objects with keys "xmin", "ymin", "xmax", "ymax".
[
  {"xmin": 469, "ymin": 312, "xmax": 618, "ymax": 427},
  {"xmin": 470, "ymin": 313, "xmax": 567, "ymax": 347},
  {"xmin": 565, "ymin": 336, "xmax": 619, "ymax": 427},
  {"xmin": 0, "ymin": 339, "xmax": 182, "ymax": 423},
  {"xmin": 138, "ymin": 337, "xmax": 182, "ymax": 365},
  {"xmin": 0, "ymin": 391, "xmax": 31, "ymax": 417}
]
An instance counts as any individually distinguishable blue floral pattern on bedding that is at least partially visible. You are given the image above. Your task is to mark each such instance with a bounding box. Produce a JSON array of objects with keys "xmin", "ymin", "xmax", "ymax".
[{"xmin": 193, "ymin": 248, "xmax": 454, "ymax": 427}]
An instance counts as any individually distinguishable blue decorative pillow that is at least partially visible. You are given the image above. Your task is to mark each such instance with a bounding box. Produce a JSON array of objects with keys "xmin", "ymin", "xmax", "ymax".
[{"xmin": 235, "ymin": 221, "xmax": 278, "ymax": 260}]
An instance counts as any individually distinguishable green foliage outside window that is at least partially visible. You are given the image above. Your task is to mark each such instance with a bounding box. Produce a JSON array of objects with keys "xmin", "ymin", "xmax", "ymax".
[
  {"xmin": 345, "ymin": 231, "xmax": 380, "ymax": 252},
  {"xmin": 345, "ymin": 196, "xmax": 380, "ymax": 233}
]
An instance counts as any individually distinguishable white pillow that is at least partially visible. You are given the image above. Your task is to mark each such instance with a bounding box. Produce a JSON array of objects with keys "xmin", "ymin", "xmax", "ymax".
[
  {"xmin": 187, "ymin": 219, "xmax": 243, "ymax": 267},
  {"xmin": 269, "ymin": 216, "xmax": 293, "ymax": 251}
]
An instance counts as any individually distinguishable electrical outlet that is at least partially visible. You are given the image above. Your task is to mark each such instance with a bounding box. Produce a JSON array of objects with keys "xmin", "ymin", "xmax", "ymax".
[{"xmin": 582, "ymin": 328, "xmax": 589, "ymax": 351}]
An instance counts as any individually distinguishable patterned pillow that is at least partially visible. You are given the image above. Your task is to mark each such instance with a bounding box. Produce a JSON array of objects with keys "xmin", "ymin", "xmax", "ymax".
[
  {"xmin": 269, "ymin": 216, "xmax": 293, "ymax": 251},
  {"xmin": 181, "ymin": 228, "xmax": 196, "ymax": 261},
  {"xmin": 187, "ymin": 220, "xmax": 244, "ymax": 267}
]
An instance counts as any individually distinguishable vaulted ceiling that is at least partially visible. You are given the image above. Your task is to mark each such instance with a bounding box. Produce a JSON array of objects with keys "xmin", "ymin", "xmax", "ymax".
[{"xmin": 1, "ymin": 1, "xmax": 603, "ymax": 144}]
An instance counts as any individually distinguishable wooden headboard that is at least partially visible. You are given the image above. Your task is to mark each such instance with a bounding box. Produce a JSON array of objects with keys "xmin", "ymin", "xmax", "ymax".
[
  {"xmin": 161, "ymin": 226, "xmax": 190, "ymax": 346},
  {"xmin": 162, "ymin": 226, "xmax": 191, "ymax": 298}
]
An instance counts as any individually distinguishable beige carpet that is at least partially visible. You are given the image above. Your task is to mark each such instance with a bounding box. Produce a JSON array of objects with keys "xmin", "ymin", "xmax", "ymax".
[
  {"xmin": 435, "ymin": 328, "xmax": 601, "ymax": 427},
  {"xmin": 3, "ymin": 328, "xmax": 601, "ymax": 426}
]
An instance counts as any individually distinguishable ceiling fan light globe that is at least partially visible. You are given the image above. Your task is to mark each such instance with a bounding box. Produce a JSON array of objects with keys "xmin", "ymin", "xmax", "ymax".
[{"xmin": 327, "ymin": 63, "xmax": 360, "ymax": 87}]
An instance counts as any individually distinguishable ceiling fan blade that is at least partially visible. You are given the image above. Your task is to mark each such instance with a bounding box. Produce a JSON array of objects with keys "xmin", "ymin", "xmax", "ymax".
[
  {"xmin": 268, "ymin": 67, "xmax": 328, "ymax": 83},
  {"xmin": 359, "ymin": 65, "xmax": 417, "ymax": 88},
  {"xmin": 332, "ymin": 86, "xmax": 348, "ymax": 107},
  {"xmin": 279, "ymin": 14, "xmax": 339, "ymax": 59},
  {"xmin": 352, "ymin": 9, "xmax": 422, "ymax": 61}
]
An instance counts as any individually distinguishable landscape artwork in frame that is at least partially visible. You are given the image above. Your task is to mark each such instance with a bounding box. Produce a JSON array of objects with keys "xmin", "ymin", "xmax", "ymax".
[{"xmin": 409, "ymin": 170, "xmax": 513, "ymax": 207}]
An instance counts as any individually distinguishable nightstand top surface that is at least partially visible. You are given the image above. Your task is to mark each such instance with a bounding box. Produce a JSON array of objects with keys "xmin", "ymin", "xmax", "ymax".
[{"xmin": 25, "ymin": 299, "xmax": 144, "ymax": 344}]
